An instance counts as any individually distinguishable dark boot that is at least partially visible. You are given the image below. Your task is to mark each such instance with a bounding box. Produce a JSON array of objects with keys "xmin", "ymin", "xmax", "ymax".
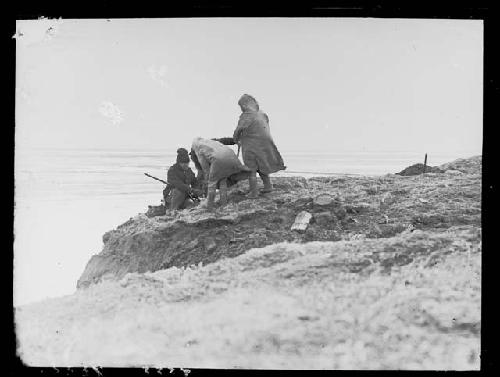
[
  {"xmin": 259, "ymin": 173, "xmax": 273, "ymax": 193},
  {"xmin": 246, "ymin": 173, "xmax": 259, "ymax": 199}
]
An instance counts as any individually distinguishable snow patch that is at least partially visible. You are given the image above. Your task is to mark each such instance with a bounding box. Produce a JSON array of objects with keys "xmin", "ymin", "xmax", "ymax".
[
  {"xmin": 147, "ymin": 65, "xmax": 169, "ymax": 87},
  {"xmin": 99, "ymin": 101, "xmax": 124, "ymax": 126}
]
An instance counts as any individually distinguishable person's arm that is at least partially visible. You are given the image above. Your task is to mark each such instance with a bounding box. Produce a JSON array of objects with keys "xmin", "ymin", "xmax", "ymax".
[
  {"xmin": 188, "ymin": 169, "xmax": 204, "ymax": 196},
  {"xmin": 195, "ymin": 168, "xmax": 204, "ymax": 185},
  {"xmin": 190, "ymin": 169, "xmax": 199, "ymax": 189},
  {"xmin": 167, "ymin": 166, "xmax": 191, "ymax": 194},
  {"xmin": 190, "ymin": 149, "xmax": 203, "ymax": 171},
  {"xmin": 213, "ymin": 137, "xmax": 236, "ymax": 145},
  {"xmin": 198, "ymin": 155, "xmax": 211, "ymax": 180},
  {"xmin": 233, "ymin": 113, "xmax": 252, "ymax": 143},
  {"xmin": 194, "ymin": 154, "xmax": 210, "ymax": 194}
]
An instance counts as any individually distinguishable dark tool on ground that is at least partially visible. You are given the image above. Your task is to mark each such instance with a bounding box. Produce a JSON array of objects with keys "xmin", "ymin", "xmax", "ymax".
[{"xmin": 144, "ymin": 173, "xmax": 201, "ymax": 203}]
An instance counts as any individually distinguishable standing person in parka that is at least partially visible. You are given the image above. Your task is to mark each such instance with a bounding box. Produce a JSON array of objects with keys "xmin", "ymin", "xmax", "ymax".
[
  {"xmin": 190, "ymin": 137, "xmax": 252, "ymax": 210},
  {"xmin": 166, "ymin": 148, "xmax": 203, "ymax": 210},
  {"xmin": 233, "ymin": 94, "xmax": 286, "ymax": 198}
]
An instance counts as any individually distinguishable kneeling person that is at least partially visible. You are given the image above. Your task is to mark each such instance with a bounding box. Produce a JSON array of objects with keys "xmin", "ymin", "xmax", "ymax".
[
  {"xmin": 190, "ymin": 137, "xmax": 251, "ymax": 209},
  {"xmin": 166, "ymin": 148, "xmax": 202, "ymax": 210}
]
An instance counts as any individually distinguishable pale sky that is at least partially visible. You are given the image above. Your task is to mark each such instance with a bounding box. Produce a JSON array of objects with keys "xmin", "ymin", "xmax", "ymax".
[{"xmin": 15, "ymin": 17, "xmax": 483, "ymax": 154}]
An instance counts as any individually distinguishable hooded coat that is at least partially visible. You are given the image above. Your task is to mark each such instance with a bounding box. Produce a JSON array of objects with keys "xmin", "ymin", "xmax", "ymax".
[
  {"xmin": 166, "ymin": 163, "xmax": 197, "ymax": 194},
  {"xmin": 233, "ymin": 94, "xmax": 286, "ymax": 175},
  {"xmin": 191, "ymin": 137, "xmax": 251, "ymax": 186}
]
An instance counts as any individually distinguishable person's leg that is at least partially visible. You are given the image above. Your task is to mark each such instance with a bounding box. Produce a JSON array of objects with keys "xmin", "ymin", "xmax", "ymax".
[
  {"xmin": 218, "ymin": 179, "xmax": 228, "ymax": 205},
  {"xmin": 241, "ymin": 153, "xmax": 259, "ymax": 198},
  {"xmin": 170, "ymin": 188, "xmax": 188, "ymax": 210},
  {"xmin": 228, "ymin": 171, "xmax": 251, "ymax": 186},
  {"xmin": 195, "ymin": 169, "xmax": 206, "ymax": 195},
  {"xmin": 247, "ymin": 170, "xmax": 259, "ymax": 199},
  {"xmin": 258, "ymin": 172, "xmax": 273, "ymax": 193},
  {"xmin": 206, "ymin": 181, "xmax": 217, "ymax": 209}
]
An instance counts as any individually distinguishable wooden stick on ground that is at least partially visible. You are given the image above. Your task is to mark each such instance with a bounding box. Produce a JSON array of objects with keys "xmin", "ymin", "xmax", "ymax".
[{"xmin": 423, "ymin": 153, "xmax": 428, "ymax": 176}]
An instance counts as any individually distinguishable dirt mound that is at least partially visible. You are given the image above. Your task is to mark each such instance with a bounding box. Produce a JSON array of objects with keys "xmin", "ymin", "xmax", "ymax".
[
  {"xmin": 396, "ymin": 163, "xmax": 443, "ymax": 176},
  {"xmin": 396, "ymin": 155, "xmax": 481, "ymax": 176},
  {"xmin": 439, "ymin": 155, "xmax": 482, "ymax": 174}
]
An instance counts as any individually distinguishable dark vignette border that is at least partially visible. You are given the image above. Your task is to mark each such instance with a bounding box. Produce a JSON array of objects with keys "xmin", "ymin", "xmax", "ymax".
[{"xmin": 9, "ymin": 1, "xmax": 497, "ymax": 376}]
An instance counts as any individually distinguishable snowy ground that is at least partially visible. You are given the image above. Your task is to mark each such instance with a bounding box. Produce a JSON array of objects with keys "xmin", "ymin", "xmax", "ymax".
[{"xmin": 16, "ymin": 227, "xmax": 480, "ymax": 369}]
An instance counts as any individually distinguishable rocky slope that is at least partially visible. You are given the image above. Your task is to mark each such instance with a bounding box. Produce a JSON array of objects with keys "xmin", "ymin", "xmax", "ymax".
[
  {"xmin": 16, "ymin": 156, "xmax": 481, "ymax": 369},
  {"xmin": 77, "ymin": 156, "xmax": 481, "ymax": 289}
]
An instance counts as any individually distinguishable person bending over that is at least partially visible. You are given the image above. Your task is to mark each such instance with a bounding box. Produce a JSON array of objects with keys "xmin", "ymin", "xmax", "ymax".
[{"xmin": 190, "ymin": 137, "xmax": 251, "ymax": 210}]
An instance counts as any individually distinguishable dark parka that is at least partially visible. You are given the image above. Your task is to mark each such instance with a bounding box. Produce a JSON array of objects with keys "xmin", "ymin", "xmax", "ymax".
[
  {"xmin": 166, "ymin": 163, "xmax": 197, "ymax": 194},
  {"xmin": 233, "ymin": 94, "xmax": 286, "ymax": 175}
]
